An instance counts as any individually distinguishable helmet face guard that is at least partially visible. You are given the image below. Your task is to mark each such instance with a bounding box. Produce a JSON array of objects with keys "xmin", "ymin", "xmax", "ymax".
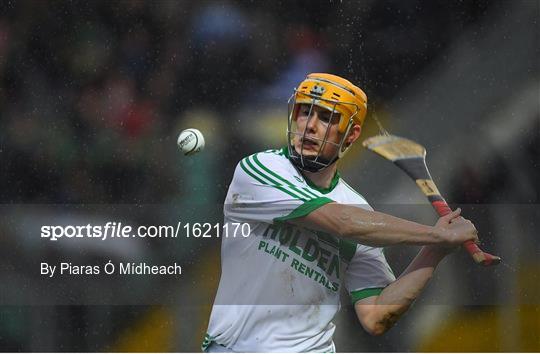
[
  {"xmin": 286, "ymin": 73, "xmax": 367, "ymax": 173},
  {"xmin": 287, "ymin": 92, "xmax": 356, "ymax": 172}
]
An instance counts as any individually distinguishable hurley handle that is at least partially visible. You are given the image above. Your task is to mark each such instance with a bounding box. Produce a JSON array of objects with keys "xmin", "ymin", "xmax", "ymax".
[
  {"xmin": 431, "ymin": 200, "xmax": 500, "ymax": 266},
  {"xmin": 361, "ymin": 134, "xmax": 501, "ymax": 267}
]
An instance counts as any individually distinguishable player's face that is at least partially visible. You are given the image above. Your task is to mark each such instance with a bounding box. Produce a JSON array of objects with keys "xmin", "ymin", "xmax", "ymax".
[{"xmin": 293, "ymin": 104, "xmax": 342, "ymax": 160}]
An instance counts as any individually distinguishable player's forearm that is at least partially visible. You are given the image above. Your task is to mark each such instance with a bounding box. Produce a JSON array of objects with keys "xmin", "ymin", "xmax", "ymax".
[
  {"xmin": 297, "ymin": 203, "xmax": 454, "ymax": 247},
  {"xmin": 337, "ymin": 205, "xmax": 440, "ymax": 247},
  {"xmin": 378, "ymin": 246, "xmax": 444, "ymax": 306},
  {"xmin": 357, "ymin": 246, "xmax": 446, "ymax": 335}
]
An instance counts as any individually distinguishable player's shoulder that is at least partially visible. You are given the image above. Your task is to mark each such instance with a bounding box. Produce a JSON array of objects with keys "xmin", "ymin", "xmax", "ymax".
[
  {"xmin": 336, "ymin": 177, "xmax": 372, "ymax": 207},
  {"xmin": 236, "ymin": 147, "xmax": 299, "ymax": 181},
  {"xmin": 242, "ymin": 148, "xmax": 291, "ymax": 167}
]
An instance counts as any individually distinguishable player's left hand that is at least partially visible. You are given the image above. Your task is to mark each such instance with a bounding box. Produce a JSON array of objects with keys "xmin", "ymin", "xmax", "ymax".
[{"xmin": 432, "ymin": 208, "xmax": 479, "ymax": 255}]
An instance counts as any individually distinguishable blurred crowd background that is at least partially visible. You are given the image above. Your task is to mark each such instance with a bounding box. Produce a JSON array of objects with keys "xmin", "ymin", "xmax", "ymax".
[{"xmin": 1, "ymin": 0, "xmax": 538, "ymax": 352}]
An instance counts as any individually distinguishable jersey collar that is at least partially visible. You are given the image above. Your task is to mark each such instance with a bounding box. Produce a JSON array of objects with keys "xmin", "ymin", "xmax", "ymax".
[{"xmin": 282, "ymin": 146, "xmax": 341, "ymax": 194}]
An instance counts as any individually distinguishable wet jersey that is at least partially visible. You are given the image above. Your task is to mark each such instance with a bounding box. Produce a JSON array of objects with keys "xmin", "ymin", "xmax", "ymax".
[{"xmin": 204, "ymin": 148, "xmax": 395, "ymax": 352}]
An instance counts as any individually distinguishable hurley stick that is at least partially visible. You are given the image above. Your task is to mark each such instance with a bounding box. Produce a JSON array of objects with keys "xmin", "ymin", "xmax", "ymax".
[{"xmin": 363, "ymin": 134, "xmax": 500, "ymax": 266}]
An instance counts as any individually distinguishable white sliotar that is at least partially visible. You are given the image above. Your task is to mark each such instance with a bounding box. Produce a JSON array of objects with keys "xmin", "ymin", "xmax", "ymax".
[{"xmin": 177, "ymin": 128, "xmax": 205, "ymax": 156}]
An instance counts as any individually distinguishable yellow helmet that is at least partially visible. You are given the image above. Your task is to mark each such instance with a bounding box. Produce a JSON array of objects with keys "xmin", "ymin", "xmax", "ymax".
[
  {"xmin": 294, "ymin": 73, "xmax": 367, "ymax": 132},
  {"xmin": 287, "ymin": 73, "xmax": 368, "ymax": 172}
]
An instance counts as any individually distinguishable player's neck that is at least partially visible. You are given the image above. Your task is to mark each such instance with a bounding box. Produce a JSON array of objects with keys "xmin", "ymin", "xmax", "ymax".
[{"xmin": 303, "ymin": 163, "xmax": 338, "ymax": 189}]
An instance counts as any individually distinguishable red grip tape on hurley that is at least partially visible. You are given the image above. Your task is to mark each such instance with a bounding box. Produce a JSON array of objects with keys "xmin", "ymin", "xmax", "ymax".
[
  {"xmin": 431, "ymin": 200, "xmax": 482, "ymax": 255},
  {"xmin": 432, "ymin": 200, "xmax": 452, "ymax": 217}
]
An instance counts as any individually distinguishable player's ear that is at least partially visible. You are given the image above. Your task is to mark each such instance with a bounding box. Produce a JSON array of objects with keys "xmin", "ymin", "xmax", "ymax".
[{"xmin": 345, "ymin": 124, "xmax": 362, "ymax": 147}]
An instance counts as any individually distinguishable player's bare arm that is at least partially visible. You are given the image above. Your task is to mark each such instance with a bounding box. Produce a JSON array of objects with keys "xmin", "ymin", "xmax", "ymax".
[
  {"xmin": 353, "ymin": 212, "xmax": 462, "ymax": 335},
  {"xmin": 353, "ymin": 245, "xmax": 448, "ymax": 335},
  {"xmin": 292, "ymin": 204, "xmax": 479, "ymax": 247},
  {"xmin": 296, "ymin": 204, "xmax": 469, "ymax": 336}
]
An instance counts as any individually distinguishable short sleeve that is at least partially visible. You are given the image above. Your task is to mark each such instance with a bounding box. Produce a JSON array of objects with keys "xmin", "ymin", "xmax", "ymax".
[
  {"xmin": 224, "ymin": 152, "xmax": 333, "ymax": 224},
  {"xmin": 345, "ymin": 245, "xmax": 396, "ymax": 304}
]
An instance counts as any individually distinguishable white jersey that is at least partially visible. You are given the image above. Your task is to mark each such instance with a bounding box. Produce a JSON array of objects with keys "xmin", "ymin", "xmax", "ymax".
[{"xmin": 204, "ymin": 148, "xmax": 395, "ymax": 352}]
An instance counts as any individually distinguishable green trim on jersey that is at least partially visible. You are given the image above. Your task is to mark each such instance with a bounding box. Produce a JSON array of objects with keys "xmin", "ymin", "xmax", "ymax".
[
  {"xmin": 274, "ymin": 197, "xmax": 333, "ymax": 223},
  {"xmin": 240, "ymin": 156, "xmax": 309, "ymax": 201},
  {"xmin": 280, "ymin": 146, "xmax": 341, "ymax": 194},
  {"xmin": 201, "ymin": 333, "xmax": 214, "ymax": 352},
  {"xmin": 252, "ymin": 153, "xmax": 320, "ymax": 200},
  {"xmin": 304, "ymin": 171, "xmax": 341, "ymax": 194},
  {"xmin": 350, "ymin": 287, "xmax": 384, "ymax": 304},
  {"xmin": 266, "ymin": 148, "xmax": 285, "ymax": 156}
]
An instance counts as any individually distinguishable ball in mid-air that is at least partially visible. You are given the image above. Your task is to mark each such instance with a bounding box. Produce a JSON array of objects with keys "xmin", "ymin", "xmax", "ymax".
[{"xmin": 177, "ymin": 128, "xmax": 205, "ymax": 156}]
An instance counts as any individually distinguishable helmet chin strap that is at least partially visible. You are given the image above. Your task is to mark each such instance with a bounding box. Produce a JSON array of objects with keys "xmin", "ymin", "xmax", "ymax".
[{"xmin": 288, "ymin": 147, "xmax": 339, "ymax": 173}]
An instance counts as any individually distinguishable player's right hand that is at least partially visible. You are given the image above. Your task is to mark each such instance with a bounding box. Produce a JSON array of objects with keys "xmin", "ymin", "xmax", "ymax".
[{"xmin": 434, "ymin": 208, "xmax": 480, "ymax": 247}]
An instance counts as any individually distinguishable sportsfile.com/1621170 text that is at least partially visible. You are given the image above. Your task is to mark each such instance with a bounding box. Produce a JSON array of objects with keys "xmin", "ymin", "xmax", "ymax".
[{"xmin": 40, "ymin": 222, "xmax": 252, "ymax": 241}]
